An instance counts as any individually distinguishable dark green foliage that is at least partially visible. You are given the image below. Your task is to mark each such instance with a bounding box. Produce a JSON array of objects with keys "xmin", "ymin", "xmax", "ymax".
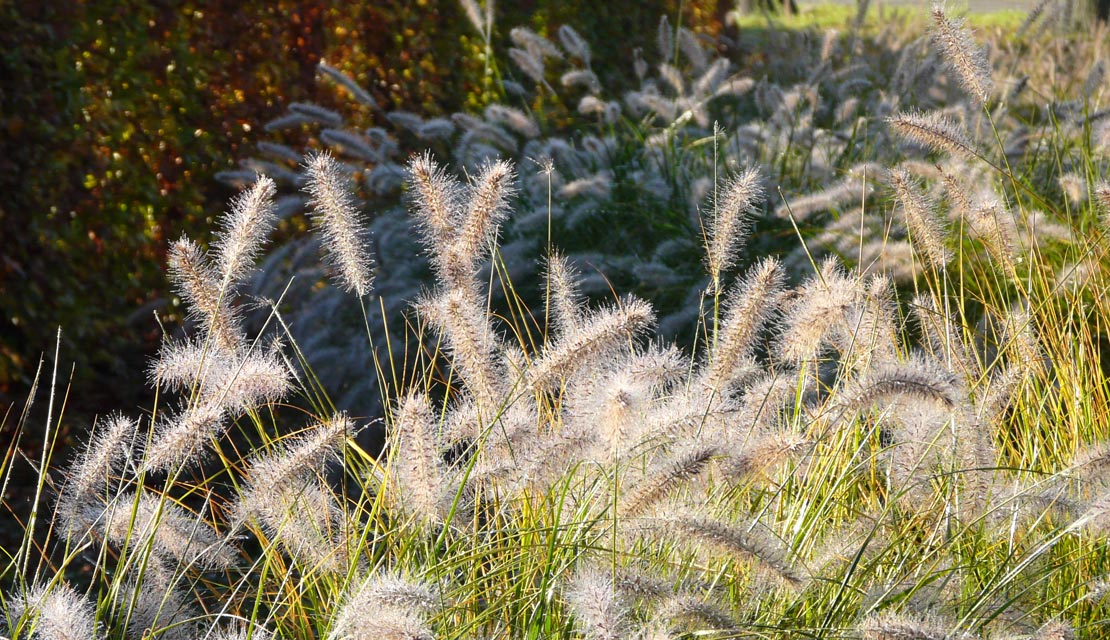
[{"xmin": 0, "ymin": 0, "xmax": 726, "ymax": 416}]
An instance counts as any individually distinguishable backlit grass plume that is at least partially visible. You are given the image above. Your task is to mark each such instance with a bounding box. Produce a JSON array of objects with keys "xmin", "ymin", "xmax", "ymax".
[
  {"xmin": 704, "ymin": 167, "xmax": 763, "ymax": 293},
  {"xmin": 930, "ymin": 3, "xmax": 993, "ymax": 107},
  {"xmin": 305, "ymin": 151, "xmax": 375, "ymax": 297},
  {"xmin": 6, "ymin": 7, "xmax": 1110, "ymax": 640}
]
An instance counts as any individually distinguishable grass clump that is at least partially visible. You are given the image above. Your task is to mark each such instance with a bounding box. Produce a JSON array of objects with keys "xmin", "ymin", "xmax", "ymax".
[{"xmin": 4, "ymin": 2, "xmax": 1110, "ymax": 639}]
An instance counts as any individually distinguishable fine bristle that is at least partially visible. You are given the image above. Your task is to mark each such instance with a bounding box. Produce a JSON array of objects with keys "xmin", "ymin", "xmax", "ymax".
[
  {"xmin": 167, "ymin": 236, "xmax": 242, "ymax": 352},
  {"xmin": 776, "ymin": 258, "xmax": 861, "ymax": 362},
  {"xmin": 329, "ymin": 572, "xmax": 437, "ymax": 640},
  {"xmin": 388, "ymin": 393, "xmax": 452, "ymax": 525},
  {"xmin": 305, "ymin": 151, "xmax": 376, "ymax": 297},
  {"xmin": 212, "ymin": 175, "xmax": 277, "ymax": 287},
  {"xmin": 842, "ymin": 355, "xmax": 964, "ymax": 412},
  {"xmin": 619, "ymin": 445, "xmax": 718, "ymax": 518},
  {"xmin": 667, "ymin": 516, "xmax": 809, "ymax": 587},
  {"xmin": 701, "ymin": 257, "xmax": 784, "ymax": 391},
  {"xmin": 407, "ymin": 151, "xmax": 464, "ymax": 245},
  {"xmin": 705, "ymin": 167, "xmax": 763, "ymax": 291},
  {"xmin": 564, "ymin": 568, "xmax": 631, "ymax": 640},
  {"xmin": 889, "ymin": 168, "xmax": 950, "ymax": 268},
  {"xmin": 528, "ymin": 296, "xmax": 656, "ymax": 391},
  {"xmin": 857, "ymin": 610, "xmax": 957, "ymax": 640},
  {"xmin": 56, "ymin": 413, "xmax": 138, "ymax": 535},
  {"xmin": 930, "ymin": 4, "xmax": 993, "ymax": 106},
  {"xmin": 7, "ymin": 582, "xmax": 98, "ymax": 640},
  {"xmin": 98, "ymin": 491, "xmax": 238, "ymax": 570},
  {"xmin": 887, "ymin": 110, "xmax": 978, "ymax": 159}
]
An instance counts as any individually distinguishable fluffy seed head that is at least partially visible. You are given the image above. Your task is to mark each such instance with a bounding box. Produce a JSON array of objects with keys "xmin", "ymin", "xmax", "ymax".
[
  {"xmin": 329, "ymin": 572, "xmax": 437, "ymax": 640},
  {"xmin": 56, "ymin": 413, "xmax": 138, "ymax": 534},
  {"xmin": 142, "ymin": 400, "xmax": 226, "ymax": 473},
  {"xmin": 304, "ymin": 151, "xmax": 375, "ymax": 297},
  {"xmin": 527, "ymin": 296, "xmax": 656, "ymax": 391},
  {"xmin": 889, "ymin": 168, "xmax": 951, "ymax": 268},
  {"xmin": 388, "ymin": 393, "xmax": 451, "ymax": 526},
  {"xmin": 618, "ymin": 445, "xmax": 717, "ymax": 518},
  {"xmin": 456, "ymin": 159, "xmax": 516, "ymax": 269},
  {"xmin": 99, "ymin": 491, "xmax": 238, "ymax": 570},
  {"xmin": 545, "ymin": 252, "xmax": 585, "ymax": 337},
  {"xmin": 287, "ymin": 102, "xmax": 343, "ymax": 127},
  {"xmin": 887, "ymin": 110, "xmax": 978, "ymax": 159},
  {"xmin": 255, "ymin": 478, "xmax": 349, "ymax": 572},
  {"xmin": 238, "ymin": 414, "xmax": 353, "ymax": 514},
  {"xmin": 564, "ymin": 568, "xmax": 630, "ymax": 640},
  {"xmin": 418, "ymin": 288, "xmax": 503, "ymax": 413},
  {"xmin": 562, "ymin": 69, "xmax": 602, "ymax": 93},
  {"xmin": 509, "ymin": 26, "xmax": 562, "ymax": 60},
  {"xmin": 407, "ymin": 151, "xmax": 464, "ymax": 243},
  {"xmin": 7, "ymin": 581, "xmax": 97, "ymax": 640},
  {"xmin": 966, "ymin": 199, "xmax": 1018, "ymax": 274},
  {"xmin": 667, "ymin": 516, "xmax": 808, "ymax": 587},
  {"xmin": 509, "ymin": 47, "xmax": 546, "ymax": 84},
  {"xmin": 1035, "ymin": 620, "xmax": 1075, "ymax": 640},
  {"xmin": 168, "ymin": 236, "xmax": 242, "ymax": 352},
  {"xmin": 842, "ymin": 355, "xmax": 964, "ymax": 413},
  {"xmin": 1094, "ymin": 181, "xmax": 1110, "ymax": 230},
  {"xmin": 558, "ymin": 25, "xmax": 591, "ymax": 64},
  {"xmin": 705, "ymin": 167, "xmax": 763, "ymax": 290},
  {"xmin": 213, "ymin": 175, "xmax": 276, "ymax": 286},
  {"xmin": 702, "ymin": 258, "xmax": 784, "ymax": 391},
  {"xmin": 857, "ymin": 611, "xmax": 953, "ymax": 640},
  {"xmin": 931, "ymin": 4, "xmax": 993, "ymax": 106},
  {"xmin": 776, "ymin": 259, "xmax": 861, "ymax": 362}
]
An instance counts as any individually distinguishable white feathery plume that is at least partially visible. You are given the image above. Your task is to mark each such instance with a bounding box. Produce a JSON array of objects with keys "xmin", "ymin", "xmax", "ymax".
[
  {"xmin": 930, "ymin": 3, "xmax": 993, "ymax": 106},
  {"xmin": 56, "ymin": 413, "xmax": 137, "ymax": 535},
  {"xmin": 657, "ymin": 16, "xmax": 673, "ymax": 61},
  {"xmin": 328, "ymin": 571, "xmax": 438, "ymax": 640},
  {"xmin": 840, "ymin": 355, "xmax": 964, "ymax": 413},
  {"xmin": 213, "ymin": 175, "xmax": 276, "ymax": 287},
  {"xmin": 509, "ymin": 26, "xmax": 562, "ymax": 61},
  {"xmin": 121, "ymin": 563, "xmax": 199, "ymax": 640},
  {"xmin": 304, "ymin": 151, "xmax": 375, "ymax": 297},
  {"xmin": 6, "ymin": 581, "xmax": 98, "ymax": 640},
  {"xmin": 407, "ymin": 151, "xmax": 465, "ymax": 244},
  {"xmin": 142, "ymin": 399, "xmax": 226, "ymax": 473},
  {"xmin": 858, "ymin": 611, "xmax": 960, "ymax": 640},
  {"xmin": 509, "ymin": 47, "xmax": 546, "ymax": 84},
  {"xmin": 545, "ymin": 252, "xmax": 585, "ymax": 337},
  {"xmin": 253, "ymin": 478, "xmax": 349, "ymax": 572},
  {"xmin": 562, "ymin": 69, "xmax": 601, "ymax": 93},
  {"xmin": 484, "ymin": 104, "xmax": 539, "ymax": 138},
  {"xmin": 99, "ymin": 491, "xmax": 237, "ymax": 570},
  {"xmin": 776, "ymin": 259, "xmax": 861, "ymax": 362},
  {"xmin": 666, "ymin": 516, "xmax": 809, "ymax": 587},
  {"xmin": 418, "ymin": 288, "xmax": 504, "ymax": 414},
  {"xmin": 388, "ymin": 393, "xmax": 452, "ymax": 525},
  {"xmin": 237, "ymin": 414, "xmax": 353, "ymax": 511},
  {"xmin": 889, "ymin": 168, "xmax": 951, "ymax": 268},
  {"xmin": 887, "ymin": 110, "xmax": 979, "ymax": 159},
  {"xmin": 700, "ymin": 258, "xmax": 784, "ymax": 391},
  {"xmin": 558, "ymin": 25, "xmax": 591, "ymax": 65},
  {"xmin": 564, "ymin": 568, "xmax": 630, "ymax": 640},
  {"xmin": 527, "ymin": 296, "xmax": 655, "ymax": 390},
  {"xmin": 455, "ymin": 159, "xmax": 516, "ymax": 265},
  {"xmin": 167, "ymin": 236, "xmax": 242, "ymax": 352},
  {"xmin": 705, "ymin": 167, "xmax": 763, "ymax": 292}
]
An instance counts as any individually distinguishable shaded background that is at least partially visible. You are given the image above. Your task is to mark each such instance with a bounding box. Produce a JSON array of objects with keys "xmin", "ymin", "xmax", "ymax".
[{"xmin": 0, "ymin": 0, "xmax": 736, "ymax": 429}]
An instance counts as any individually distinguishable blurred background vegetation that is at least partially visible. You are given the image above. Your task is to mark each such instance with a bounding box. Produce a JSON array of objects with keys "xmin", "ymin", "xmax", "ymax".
[{"xmin": 0, "ymin": 0, "xmax": 731, "ymax": 423}]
